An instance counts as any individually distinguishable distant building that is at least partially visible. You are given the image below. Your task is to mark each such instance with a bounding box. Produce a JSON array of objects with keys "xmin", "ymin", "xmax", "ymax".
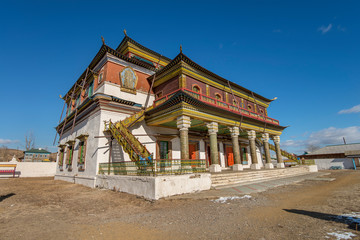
[
  {"xmin": 299, "ymin": 143, "xmax": 360, "ymax": 170},
  {"xmin": 23, "ymin": 148, "xmax": 51, "ymax": 162}
]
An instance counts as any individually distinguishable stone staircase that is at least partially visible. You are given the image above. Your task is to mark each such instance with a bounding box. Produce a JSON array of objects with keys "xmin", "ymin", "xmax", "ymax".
[{"xmin": 211, "ymin": 166, "xmax": 311, "ymax": 189}]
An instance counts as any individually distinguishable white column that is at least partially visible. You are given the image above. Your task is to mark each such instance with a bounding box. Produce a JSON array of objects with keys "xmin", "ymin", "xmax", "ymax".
[{"xmin": 273, "ymin": 135, "xmax": 285, "ymax": 168}]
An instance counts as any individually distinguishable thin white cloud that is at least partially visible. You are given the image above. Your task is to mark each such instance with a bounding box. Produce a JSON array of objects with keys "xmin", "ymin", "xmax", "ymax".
[
  {"xmin": 318, "ymin": 24, "xmax": 332, "ymax": 34},
  {"xmin": 337, "ymin": 25, "xmax": 346, "ymax": 32},
  {"xmin": 280, "ymin": 126, "xmax": 360, "ymax": 153},
  {"xmin": 338, "ymin": 104, "xmax": 360, "ymax": 114},
  {"xmin": 0, "ymin": 139, "xmax": 19, "ymax": 145},
  {"xmin": 306, "ymin": 126, "xmax": 360, "ymax": 146}
]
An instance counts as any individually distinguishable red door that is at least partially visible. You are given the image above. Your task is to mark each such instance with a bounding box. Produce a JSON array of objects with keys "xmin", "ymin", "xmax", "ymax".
[
  {"xmin": 189, "ymin": 143, "xmax": 197, "ymax": 160},
  {"xmin": 189, "ymin": 143, "xmax": 198, "ymax": 168},
  {"xmin": 226, "ymin": 146, "xmax": 234, "ymax": 166}
]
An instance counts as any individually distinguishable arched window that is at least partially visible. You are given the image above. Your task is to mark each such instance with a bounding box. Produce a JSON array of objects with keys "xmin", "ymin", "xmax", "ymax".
[
  {"xmin": 192, "ymin": 85, "xmax": 200, "ymax": 93},
  {"xmin": 260, "ymin": 109, "xmax": 264, "ymax": 115},
  {"xmin": 233, "ymin": 99, "xmax": 238, "ymax": 106},
  {"xmin": 247, "ymin": 104, "xmax": 252, "ymax": 111},
  {"xmin": 215, "ymin": 93, "xmax": 222, "ymax": 101}
]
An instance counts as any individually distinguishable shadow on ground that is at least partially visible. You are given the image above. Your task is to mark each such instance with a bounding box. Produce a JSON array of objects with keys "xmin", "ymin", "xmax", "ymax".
[
  {"xmin": 284, "ymin": 209, "xmax": 360, "ymax": 231},
  {"xmin": 0, "ymin": 193, "xmax": 15, "ymax": 202}
]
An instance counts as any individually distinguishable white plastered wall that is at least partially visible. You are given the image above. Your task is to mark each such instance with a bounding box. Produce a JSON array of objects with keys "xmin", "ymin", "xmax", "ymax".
[
  {"xmin": 95, "ymin": 81, "xmax": 155, "ymax": 107},
  {"xmin": 55, "ymin": 110, "xmax": 102, "ymax": 187}
]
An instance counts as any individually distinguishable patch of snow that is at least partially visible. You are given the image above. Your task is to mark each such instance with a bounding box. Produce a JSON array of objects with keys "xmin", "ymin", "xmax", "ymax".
[
  {"xmin": 327, "ymin": 231, "xmax": 356, "ymax": 240},
  {"xmin": 212, "ymin": 195, "xmax": 251, "ymax": 203}
]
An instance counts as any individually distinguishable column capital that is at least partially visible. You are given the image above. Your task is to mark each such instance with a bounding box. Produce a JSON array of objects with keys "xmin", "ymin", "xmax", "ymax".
[
  {"xmin": 273, "ymin": 135, "xmax": 281, "ymax": 143},
  {"xmin": 206, "ymin": 122, "xmax": 218, "ymax": 134},
  {"xmin": 247, "ymin": 130, "xmax": 256, "ymax": 140},
  {"xmin": 228, "ymin": 126, "xmax": 239, "ymax": 137},
  {"xmin": 262, "ymin": 133, "xmax": 270, "ymax": 142},
  {"xmin": 177, "ymin": 115, "xmax": 191, "ymax": 130}
]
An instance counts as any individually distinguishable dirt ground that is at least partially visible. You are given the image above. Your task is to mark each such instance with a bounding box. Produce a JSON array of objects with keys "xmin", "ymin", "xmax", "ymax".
[{"xmin": 0, "ymin": 170, "xmax": 359, "ymax": 240}]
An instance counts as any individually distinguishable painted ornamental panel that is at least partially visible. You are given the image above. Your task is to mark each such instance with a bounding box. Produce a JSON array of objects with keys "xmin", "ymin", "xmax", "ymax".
[{"xmin": 119, "ymin": 67, "xmax": 138, "ymax": 94}]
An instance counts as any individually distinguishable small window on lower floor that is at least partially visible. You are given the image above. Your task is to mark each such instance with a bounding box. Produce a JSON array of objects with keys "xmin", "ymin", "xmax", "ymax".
[
  {"xmin": 66, "ymin": 145, "xmax": 74, "ymax": 170},
  {"xmin": 159, "ymin": 141, "xmax": 169, "ymax": 160},
  {"xmin": 58, "ymin": 147, "xmax": 65, "ymax": 170},
  {"xmin": 77, "ymin": 140, "xmax": 87, "ymax": 171}
]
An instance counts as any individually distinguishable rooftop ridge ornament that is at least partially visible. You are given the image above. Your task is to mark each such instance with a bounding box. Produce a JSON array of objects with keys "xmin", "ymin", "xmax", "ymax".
[
  {"xmin": 101, "ymin": 36, "xmax": 105, "ymax": 45},
  {"xmin": 180, "ymin": 44, "xmax": 182, "ymax": 53},
  {"xmin": 124, "ymin": 29, "xmax": 127, "ymax": 36}
]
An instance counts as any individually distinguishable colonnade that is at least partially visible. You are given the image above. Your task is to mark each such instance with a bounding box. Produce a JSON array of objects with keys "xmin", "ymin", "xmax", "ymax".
[{"xmin": 176, "ymin": 115, "xmax": 284, "ymax": 173}]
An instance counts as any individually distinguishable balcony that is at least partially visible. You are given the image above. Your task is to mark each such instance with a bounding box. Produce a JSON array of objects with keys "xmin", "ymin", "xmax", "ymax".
[{"xmin": 153, "ymin": 88, "xmax": 280, "ymax": 125}]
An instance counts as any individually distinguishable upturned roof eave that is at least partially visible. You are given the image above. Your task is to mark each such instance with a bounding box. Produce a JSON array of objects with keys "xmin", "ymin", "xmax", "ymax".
[
  {"xmin": 115, "ymin": 36, "xmax": 172, "ymax": 62},
  {"xmin": 147, "ymin": 52, "xmax": 273, "ymax": 103},
  {"xmin": 63, "ymin": 44, "xmax": 157, "ymax": 100}
]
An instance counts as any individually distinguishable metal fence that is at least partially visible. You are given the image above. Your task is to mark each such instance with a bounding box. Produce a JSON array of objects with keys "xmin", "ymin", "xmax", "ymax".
[{"xmin": 98, "ymin": 159, "xmax": 207, "ymax": 176}]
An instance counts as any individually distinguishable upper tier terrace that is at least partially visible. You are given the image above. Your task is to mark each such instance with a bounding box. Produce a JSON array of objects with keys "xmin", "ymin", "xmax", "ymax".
[{"xmin": 152, "ymin": 88, "xmax": 280, "ymax": 126}]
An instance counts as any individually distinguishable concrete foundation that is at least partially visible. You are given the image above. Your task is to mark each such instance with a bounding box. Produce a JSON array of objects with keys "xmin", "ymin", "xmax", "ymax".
[
  {"xmin": 232, "ymin": 164, "xmax": 244, "ymax": 171},
  {"xmin": 305, "ymin": 165, "xmax": 318, "ymax": 172},
  {"xmin": 250, "ymin": 163, "xmax": 261, "ymax": 170},
  {"xmin": 265, "ymin": 163, "xmax": 274, "ymax": 169},
  {"xmin": 210, "ymin": 164, "xmax": 222, "ymax": 172},
  {"xmin": 96, "ymin": 173, "xmax": 211, "ymax": 200},
  {"xmin": 277, "ymin": 163, "xmax": 285, "ymax": 168}
]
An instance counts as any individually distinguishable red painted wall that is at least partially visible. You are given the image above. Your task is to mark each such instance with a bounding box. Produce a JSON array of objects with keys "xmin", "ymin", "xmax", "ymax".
[{"xmin": 105, "ymin": 61, "xmax": 153, "ymax": 93}]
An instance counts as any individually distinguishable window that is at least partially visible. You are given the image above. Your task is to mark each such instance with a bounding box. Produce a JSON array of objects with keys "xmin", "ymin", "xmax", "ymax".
[
  {"xmin": 88, "ymin": 81, "xmax": 93, "ymax": 97},
  {"xmin": 192, "ymin": 85, "xmax": 200, "ymax": 93},
  {"xmin": 156, "ymin": 92, "xmax": 163, "ymax": 99},
  {"xmin": 233, "ymin": 100, "xmax": 237, "ymax": 106},
  {"xmin": 58, "ymin": 147, "xmax": 65, "ymax": 170},
  {"xmin": 75, "ymin": 94, "xmax": 81, "ymax": 108},
  {"xmin": 260, "ymin": 109, "xmax": 264, "ymax": 115},
  {"xmin": 67, "ymin": 103, "xmax": 72, "ymax": 116},
  {"xmin": 66, "ymin": 143, "xmax": 74, "ymax": 170},
  {"xmin": 98, "ymin": 73, "xmax": 103, "ymax": 84},
  {"xmin": 247, "ymin": 104, "xmax": 252, "ymax": 111},
  {"xmin": 215, "ymin": 93, "xmax": 222, "ymax": 101},
  {"xmin": 159, "ymin": 141, "xmax": 169, "ymax": 160},
  {"xmin": 77, "ymin": 140, "xmax": 87, "ymax": 170}
]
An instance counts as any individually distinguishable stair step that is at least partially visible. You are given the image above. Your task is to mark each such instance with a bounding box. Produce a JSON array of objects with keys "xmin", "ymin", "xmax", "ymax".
[{"xmin": 210, "ymin": 167, "xmax": 310, "ymax": 187}]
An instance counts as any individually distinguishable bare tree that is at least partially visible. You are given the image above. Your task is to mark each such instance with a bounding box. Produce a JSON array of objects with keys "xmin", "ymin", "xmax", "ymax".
[
  {"xmin": 0, "ymin": 145, "xmax": 8, "ymax": 162},
  {"xmin": 25, "ymin": 132, "xmax": 35, "ymax": 151}
]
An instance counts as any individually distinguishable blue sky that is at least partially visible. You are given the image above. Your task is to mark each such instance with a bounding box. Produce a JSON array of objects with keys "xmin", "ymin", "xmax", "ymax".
[{"xmin": 0, "ymin": 0, "xmax": 359, "ymax": 154}]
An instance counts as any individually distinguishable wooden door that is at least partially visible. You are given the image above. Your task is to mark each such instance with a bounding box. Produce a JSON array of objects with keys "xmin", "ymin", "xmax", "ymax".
[
  {"xmin": 189, "ymin": 143, "xmax": 197, "ymax": 160},
  {"xmin": 189, "ymin": 143, "xmax": 198, "ymax": 168},
  {"xmin": 226, "ymin": 146, "xmax": 234, "ymax": 166}
]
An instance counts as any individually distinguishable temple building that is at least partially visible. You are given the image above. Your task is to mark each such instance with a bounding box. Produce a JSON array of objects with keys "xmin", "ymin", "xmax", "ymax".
[{"xmin": 54, "ymin": 33, "xmax": 292, "ymax": 197}]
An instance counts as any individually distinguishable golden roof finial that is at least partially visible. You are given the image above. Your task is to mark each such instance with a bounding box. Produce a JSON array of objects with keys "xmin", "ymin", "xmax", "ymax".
[
  {"xmin": 101, "ymin": 36, "xmax": 105, "ymax": 45},
  {"xmin": 180, "ymin": 44, "xmax": 182, "ymax": 53},
  {"xmin": 124, "ymin": 29, "xmax": 127, "ymax": 36}
]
